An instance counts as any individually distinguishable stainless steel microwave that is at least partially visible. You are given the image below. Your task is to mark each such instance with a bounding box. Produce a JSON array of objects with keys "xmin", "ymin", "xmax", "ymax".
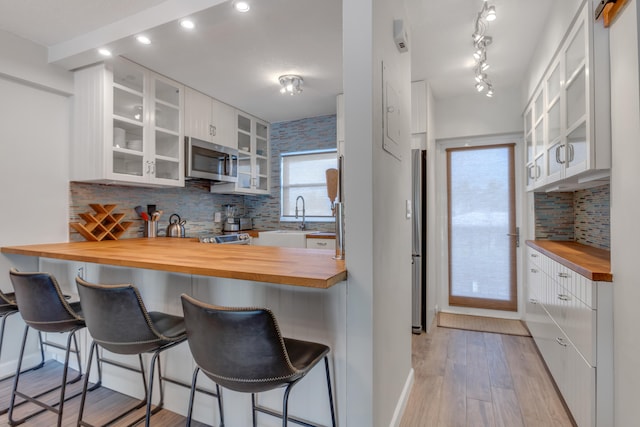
[{"xmin": 185, "ymin": 137, "xmax": 238, "ymax": 183}]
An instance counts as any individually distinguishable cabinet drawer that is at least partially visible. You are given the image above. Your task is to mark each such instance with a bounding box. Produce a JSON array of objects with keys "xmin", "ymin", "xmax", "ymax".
[{"xmin": 306, "ymin": 238, "xmax": 335, "ymax": 250}]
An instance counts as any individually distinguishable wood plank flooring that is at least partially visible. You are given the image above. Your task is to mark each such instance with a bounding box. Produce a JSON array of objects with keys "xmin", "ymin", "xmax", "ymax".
[
  {"xmin": 0, "ymin": 361, "xmax": 207, "ymax": 426},
  {"xmin": 400, "ymin": 326, "xmax": 576, "ymax": 427},
  {"xmin": 0, "ymin": 327, "xmax": 576, "ymax": 426}
]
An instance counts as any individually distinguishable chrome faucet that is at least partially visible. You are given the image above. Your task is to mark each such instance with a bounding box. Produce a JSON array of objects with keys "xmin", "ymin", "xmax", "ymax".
[{"xmin": 295, "ymin": 196, "xmax": 306, "ymax": 230}]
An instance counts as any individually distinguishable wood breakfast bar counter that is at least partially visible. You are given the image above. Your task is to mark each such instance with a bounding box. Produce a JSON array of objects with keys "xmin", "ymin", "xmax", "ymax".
[
  {"xmin": 1, "ymin": 238, "xmax": 347, "ymax": 426},
  {"xmin": 1, "ymin": 237, "xmax": 347, "ymax": 288}
]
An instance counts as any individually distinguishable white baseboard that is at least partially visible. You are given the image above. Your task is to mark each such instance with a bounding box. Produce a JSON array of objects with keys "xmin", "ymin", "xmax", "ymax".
[
  {"xmin": 0, "ymin": 353, "xmax": 42, "ymax": 379},
  {"xmin": 389, "ymin": 368, "xmax": 414, "ymax": 427}
]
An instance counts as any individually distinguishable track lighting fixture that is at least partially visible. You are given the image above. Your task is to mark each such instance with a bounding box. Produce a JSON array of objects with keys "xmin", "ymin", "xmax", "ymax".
[{"xmin": 472, "ymin": 1, "xmax": 496, "ymax": 97}]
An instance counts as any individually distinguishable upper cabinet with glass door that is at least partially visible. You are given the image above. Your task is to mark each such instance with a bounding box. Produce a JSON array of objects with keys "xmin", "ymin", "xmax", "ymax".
[
  {"xmin": 211, "ymin": 110, "xmax": 270, "ymax": 195},
  {"xmin": 524, "ymin": 1, "xmax": 610, "ymax": 191},
  {"xmin": 72, "ymin": 57, "xmax": 184, "ymax": 187}
]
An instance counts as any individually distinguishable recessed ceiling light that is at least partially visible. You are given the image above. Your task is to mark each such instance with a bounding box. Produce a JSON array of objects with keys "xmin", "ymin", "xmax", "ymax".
[
  {"xmin": 98, "ymin": 48, "xmax": 112, "ymax": 57},
  {"xmin": 180, "ymin": 19, "xmax": 195, "ymax": 30},
  {"xmin": 136, "ymin": 35, "xmax": 151, "ymax": 45},
  {"xmin": 234, "ymin": 1, "xmax": 250, "ymax": 13}
]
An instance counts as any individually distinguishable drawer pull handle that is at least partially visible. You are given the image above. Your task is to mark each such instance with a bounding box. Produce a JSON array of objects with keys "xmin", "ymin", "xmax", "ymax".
[
  {"xmin": 529, "ymin": 298, "xmax": 538, "ymax": 304},
  {"xmin": 531, "ymin": 253, "xmax": 538, "ymax": 258},
  {"xmin": 317, "ymin": 242, "xmax": 327, "ymax": 246},
  {"xmin": 557, "ymin": 294, "xmax": 570, "ymax": 301},
  {"xmin": 530, "ymin": 268, "xmax": 538, "ymax": 273},
  {"xmin": 558, "ymin": 272, "xmax": 570, "ymax": 278},
  {"xmin": 555, "ymin": 337, "xmax": 568, "ymax": 347}
]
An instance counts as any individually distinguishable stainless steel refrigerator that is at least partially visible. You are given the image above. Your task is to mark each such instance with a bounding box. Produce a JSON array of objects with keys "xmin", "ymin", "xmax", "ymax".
[{"xmin": 412, "ymin": 149, "xmax": 426, "ymax": 334}]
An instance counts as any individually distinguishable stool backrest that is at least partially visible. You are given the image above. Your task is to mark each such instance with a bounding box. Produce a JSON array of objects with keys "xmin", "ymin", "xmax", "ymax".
[
  {"xmin": 76, "ymin": 277, "xmax": 164, "ymax": 354},
  {"xmin": 9, "ymin": 269, "xmax": 82, "ymax": 332},
  {"xmin": 181, "ymin": 293, "xmax": 298, "ymax": 393}
]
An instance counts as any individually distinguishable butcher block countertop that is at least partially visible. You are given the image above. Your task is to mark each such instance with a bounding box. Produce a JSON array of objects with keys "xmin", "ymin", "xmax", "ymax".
[
  {"xmin": 526, "ymin": 240, "xmax": 612, "ymax": 282},
  {"xmin": 1, "ymin": 238, "xmax": 346, "ymax": 289}
]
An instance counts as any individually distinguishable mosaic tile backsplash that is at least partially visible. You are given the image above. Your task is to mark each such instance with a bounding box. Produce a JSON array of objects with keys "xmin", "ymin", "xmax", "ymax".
[
  {"xmin": 69, "ymin": 114, "xmax": 337, "ymax": 241},
  {"xmin": 534, "ymin": 184, "xmax": 610, "ymax": 250}
]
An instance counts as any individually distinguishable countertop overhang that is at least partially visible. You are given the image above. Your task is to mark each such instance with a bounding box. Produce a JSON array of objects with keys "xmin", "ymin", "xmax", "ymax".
[
  {"xmin": 526, "ymin": 240, "xmax": 612, "ymax": 282},
  {"xmin": 1, "ymin": 238, "xmax": 346, "ymax": 289}
]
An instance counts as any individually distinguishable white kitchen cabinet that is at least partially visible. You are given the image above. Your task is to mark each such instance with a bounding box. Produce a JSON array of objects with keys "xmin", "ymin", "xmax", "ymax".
[
  {"xmin": 184, "ymin": 87, "xmax": 236, "ymax": 149},
  {"xmin": 525, "ymin": 88, "xmax": 546, "ymax": 190},
  {"xmin": 524, "ymin": 2, "xmax": 610, "ymax": 191},
  {"xmin": 211, "ymin": 111, "xmax": 270, "ymax": 195},
  {"xmin": 72, "ymin": 58, "xmax": 184, "ymax": 187},
  {"xmin": 525, "ymin": 246, "xmax": 612, "ymax": 427},
  {"xmin": 306, "ymin": 238, "xmax": 335, "ymax": 250}
]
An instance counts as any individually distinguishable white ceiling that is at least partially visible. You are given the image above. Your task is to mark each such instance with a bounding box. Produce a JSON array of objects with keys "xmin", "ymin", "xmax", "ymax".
[{"xmin": 0, "ymin": 0, "xmax": 554, "ymax": 123}]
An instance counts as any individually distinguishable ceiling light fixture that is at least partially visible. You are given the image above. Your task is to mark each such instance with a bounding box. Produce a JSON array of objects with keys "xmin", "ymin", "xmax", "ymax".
[
  {"xmin": 180, "ymin": 19, "xmax": 195, "ymax": 30},
  {"xmin": 233, "ymin": 1, "xmax": 250, "ymax": 13},
  {"xmin": 471, "ymin": 0, "xmax": 497, "ymax": 97},
  {"xmin": 278, "ymin": 75, "xmax": 304, "ymax": 95},
  {"xmin": 98, "ymin": 48, "xmax": 112, "ymax": 57},
  {"xmin": 136, "ymin": 35, "xmax": 151, "ymax": 45}
]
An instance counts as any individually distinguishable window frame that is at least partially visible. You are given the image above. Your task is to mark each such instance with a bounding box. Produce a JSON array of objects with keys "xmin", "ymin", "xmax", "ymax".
[{"xmin": 279, "ymin": 148, "xmax": 337, "ymax": 223}]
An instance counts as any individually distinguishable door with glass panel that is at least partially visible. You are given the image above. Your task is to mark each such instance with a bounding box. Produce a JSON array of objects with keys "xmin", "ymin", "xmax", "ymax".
[{"xmin": 446, "ymin": 144, "xmax": 517, "ymax": 311}]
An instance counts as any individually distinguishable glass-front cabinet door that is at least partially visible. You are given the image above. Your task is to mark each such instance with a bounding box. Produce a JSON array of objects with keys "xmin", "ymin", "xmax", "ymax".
[
  {"xmin": 109, "ymin": 59, "xmax": 183, "ymax": 186},
  {"xmin": 112, "ymin": 61, "xmax": 146, "ymax": 181},
  {"xmin": 233, "ymin": 111, "xmax": 270, "ymax": 194},
  {"xmin": 150, "ymin": 75, "xmax": 182, "ymax": 184}
]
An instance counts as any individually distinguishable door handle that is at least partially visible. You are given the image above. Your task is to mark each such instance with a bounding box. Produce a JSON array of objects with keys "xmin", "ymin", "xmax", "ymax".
[{"xmin": 506, "ymin": 227, "xmax": 520, "ymax": 247}]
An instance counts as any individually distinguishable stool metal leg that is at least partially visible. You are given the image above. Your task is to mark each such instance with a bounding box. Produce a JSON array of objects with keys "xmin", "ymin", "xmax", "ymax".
[
  {"xmin": 9, "ymin": 326, "xmax": 85, "ymax": 426},
  {"xmin": 186, "ymin": 367, "xmax": 200, "ymax": 427},
  {"xmin": 0, "ymin": 312, "xmax": 47, "ymax": 416},
  {"xmin": 324, "ymin": 356, "xmax": 337, "ymax": 427}
]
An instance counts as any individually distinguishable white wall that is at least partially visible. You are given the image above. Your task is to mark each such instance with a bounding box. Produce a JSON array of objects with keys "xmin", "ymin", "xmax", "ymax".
[
  {"xmin": 425, "ymin": 82, "xmax": 438, "ymax": 331},
  {"xmin": 609, "ymin": 2, "xmax": 640, "ymax": 425},
  {"xmin": 343, "ymin": 0, "xmax": 413, "ymax": 425},
  {"xmin": 434, "ymin": 87, "xmax": 523, "ymax": 140},
  {"xmin": 0, "ymin": 31, "xmax": 72, "ymax": 375}
]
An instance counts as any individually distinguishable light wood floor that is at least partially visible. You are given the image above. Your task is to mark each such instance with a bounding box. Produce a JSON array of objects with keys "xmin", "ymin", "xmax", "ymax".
[
  {"xmin": 400, "ymin": 326, "xmax": 576, "ymax": 427},
  {"xmin": 0, "ymin": 361, "xmax": 207, "ymax": 426}
]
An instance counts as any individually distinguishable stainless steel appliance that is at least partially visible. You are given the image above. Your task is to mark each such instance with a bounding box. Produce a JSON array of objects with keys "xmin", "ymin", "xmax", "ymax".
[
  {"xmin": 185, "ymin": 137, "xmax": 238, "ymax": 182},
  {"xmin": 412, "ymin": 149, "xmax": 427, "ymax": 334},
  {"xmin": 199, "ymin": 233, "xmax": 251, "ymax": 244}
]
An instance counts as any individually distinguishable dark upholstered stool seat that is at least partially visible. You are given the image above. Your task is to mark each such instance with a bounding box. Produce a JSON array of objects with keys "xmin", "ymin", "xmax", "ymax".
[
  {"xmin": 8, "ymin": 269, "xmax": 89, "ymax": 427},
  {"xmin": 76, "ymin": 277, "xmax": 188, "ymax": 427},
  {"xmin": 181, "ymin": 293, "xmax": 336, "ymax": 427}
]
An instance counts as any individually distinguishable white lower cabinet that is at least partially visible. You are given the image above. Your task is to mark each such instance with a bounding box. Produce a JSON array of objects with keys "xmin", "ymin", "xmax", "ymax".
[
  {"xmin": 306, "ymin": 238, "xmax": 335, "ymax": 250},
  {"xmin": 525, "ymin": 246, "xmax": 611, "ymax": 427}
]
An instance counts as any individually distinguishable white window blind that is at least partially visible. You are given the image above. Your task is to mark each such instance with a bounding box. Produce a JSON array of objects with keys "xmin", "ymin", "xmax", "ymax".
[{"xmin": 281, "ymin": 150, "xmax": 337, "ymax": 220}]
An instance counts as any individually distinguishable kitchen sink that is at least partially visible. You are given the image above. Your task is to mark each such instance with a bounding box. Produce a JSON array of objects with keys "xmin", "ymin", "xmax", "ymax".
[{"xmin": 257, "ymin": 230, "xmax": 315, "ymax": 248}]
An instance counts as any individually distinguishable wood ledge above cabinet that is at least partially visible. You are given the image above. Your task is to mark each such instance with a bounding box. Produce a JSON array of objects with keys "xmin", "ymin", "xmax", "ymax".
[
  {"xmin": 1, "ymin": 238, "xmax": 346, "ymax": 289},
  {"xmin": 526, "ymin": 240, "xmax": 612, "ymax": 282}
]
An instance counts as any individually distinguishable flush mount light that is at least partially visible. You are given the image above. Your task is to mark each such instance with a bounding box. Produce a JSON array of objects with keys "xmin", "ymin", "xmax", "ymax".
[
  {"xmin": 233, "ymin": 1, "xmax": 250, "ymax": 13},
  {"xmin": 278, "ymin": 75, "xmax": 304, "ymax": 95},
  {"xmin": 136, "ymin": 35, "xmax": 151, "ymax": 45},
  {"xmin": 180, "ymin": 19, "xmax": 195, "ymax": 30},
  {"xmin": 98, "ymin": 48, "xmax": 112, "ymax": 57}
]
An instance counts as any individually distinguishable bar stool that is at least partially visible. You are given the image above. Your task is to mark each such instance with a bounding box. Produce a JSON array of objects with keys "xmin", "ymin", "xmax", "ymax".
[
  {"xmin": 180, "ymin": 293, "xmax": 336, "ymax": 427},
  {"xmin": 75, "ymin": 277, "xmax": 188, "ymax": 427},
  {"xmin": 0, "ymin": 288, "xmax": 46, "ymax": 415},
  {"xmin": 8, "ymin": 269, "xmax": 89, "ymax": 427}
]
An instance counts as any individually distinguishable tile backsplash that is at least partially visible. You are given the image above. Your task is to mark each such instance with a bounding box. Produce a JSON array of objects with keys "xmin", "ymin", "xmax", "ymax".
[
  {"xmin": 69, "ymin": 114, "xmax": 338, "ymax": 241},
  {"xmin": 534, "ymin": 184, "xmax": 610, "ymax": 250}
]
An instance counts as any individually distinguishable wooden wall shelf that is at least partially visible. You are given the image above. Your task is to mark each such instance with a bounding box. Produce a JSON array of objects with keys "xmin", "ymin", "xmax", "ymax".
[{"xmin": 70, "ymin": 204, "xmax": 133, "ymax": 241}]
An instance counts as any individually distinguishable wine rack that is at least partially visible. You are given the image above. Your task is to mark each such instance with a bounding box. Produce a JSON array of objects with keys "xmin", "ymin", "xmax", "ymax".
[{"xmin": 70, "ymin": 204, "xmax": 133, "ymax": 241}]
